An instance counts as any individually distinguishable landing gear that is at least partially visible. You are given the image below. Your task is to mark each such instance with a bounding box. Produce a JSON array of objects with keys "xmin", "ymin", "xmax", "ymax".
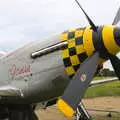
[
  {"xmin": 0, "ymin": 104, "xmax": 38, "ymax": 120},
  {"xmin": 76, "ymin": 102, "xmax": 91, "ymax": 120}
]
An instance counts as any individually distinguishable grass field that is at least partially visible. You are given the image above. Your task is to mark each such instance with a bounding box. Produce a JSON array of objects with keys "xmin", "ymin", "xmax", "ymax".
[{"xmin": 84, "ymin": 77, "xmax": 120, "ymax": 98}]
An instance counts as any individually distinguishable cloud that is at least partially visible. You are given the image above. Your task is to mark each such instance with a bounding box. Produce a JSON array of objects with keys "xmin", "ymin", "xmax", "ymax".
[
  {"xmin": 0, "ymin": 0, "xmax": 119, "ymax": 51},
  {"xmin": 0, "ymin": 0, "xmax": 119, "ymax": 69}
]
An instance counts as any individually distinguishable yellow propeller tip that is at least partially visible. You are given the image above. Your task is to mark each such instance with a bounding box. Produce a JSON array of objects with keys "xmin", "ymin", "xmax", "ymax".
[{"xmin": 56, "ymin": 98, "xmax": 75, "ymax": 117}]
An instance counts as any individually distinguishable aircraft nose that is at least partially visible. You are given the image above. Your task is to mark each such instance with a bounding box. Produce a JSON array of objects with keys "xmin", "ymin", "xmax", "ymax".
[{"xmin": 101, "ymin": 25, "xmax": 120, "ymax": 56}]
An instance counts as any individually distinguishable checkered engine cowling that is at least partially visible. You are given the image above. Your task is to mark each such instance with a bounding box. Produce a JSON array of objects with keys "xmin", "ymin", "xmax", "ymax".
[{"xmin": 60, "ymin": 28, "xmax": 88, "ymax": 78}]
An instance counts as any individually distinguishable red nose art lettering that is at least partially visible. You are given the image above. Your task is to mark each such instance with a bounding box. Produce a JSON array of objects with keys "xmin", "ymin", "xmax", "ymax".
[{"xmin": 9, "ymin": 64, "xmax": 32, "ymax": 78}]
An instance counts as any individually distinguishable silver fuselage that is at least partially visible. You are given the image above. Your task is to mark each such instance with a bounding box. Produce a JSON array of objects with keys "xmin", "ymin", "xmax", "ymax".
[{"xmin": 0, "ymin": 35, "xmax": 70, "ymax": 104}]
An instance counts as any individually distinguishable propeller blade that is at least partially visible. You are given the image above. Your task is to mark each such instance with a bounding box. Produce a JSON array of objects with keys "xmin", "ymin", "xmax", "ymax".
[
  {"xmin": 57, "ymin": 52, "xmax": 99, "ymax": 117},
  {"xmin": 75, "ymin": 0, "xmax": 97, "ymax": 31},
  {"xmin": 112, "ymin": 7, "xmax": 120, "ymax": 25},
  {"xmin": 109, "ymin": 54, "xmax": 120, "ymax": 79}
]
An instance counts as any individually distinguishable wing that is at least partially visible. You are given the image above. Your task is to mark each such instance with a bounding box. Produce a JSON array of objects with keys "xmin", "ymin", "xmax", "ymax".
[
  {"xmin": 90, "ymin": 77, "xmax": 118, "ymax": 87},
  {"xmin": 0, "ymin": 86, "xmax": 23, "ymax": 97}
]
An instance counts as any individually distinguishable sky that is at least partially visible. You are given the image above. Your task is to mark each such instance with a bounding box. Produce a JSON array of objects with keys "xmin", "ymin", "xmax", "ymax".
[{"xmin": 0, "ymin": 0, "xmax": 119, "ymax": 70}]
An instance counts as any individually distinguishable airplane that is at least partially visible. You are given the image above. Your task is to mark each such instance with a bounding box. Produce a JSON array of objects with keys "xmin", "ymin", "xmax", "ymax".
[{"xmin": 0, "ymin": 0, "xmax": 119, "ymax": 120}]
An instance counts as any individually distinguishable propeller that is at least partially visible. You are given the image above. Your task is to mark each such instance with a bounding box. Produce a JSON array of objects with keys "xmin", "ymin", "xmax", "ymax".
[
  {"xmin": 57, "ymin": 52, "xmax": 99, "ymax": 117},
  {"xmin": 57, "ymin": 0, "xmax": 120, "ymax": 117},
  {"xmin": 112, "ymin": 7, "xmax": 120, "ymax": 25},
  {"xmin": 75, "ymin": 0, "xmax": 120, "ymax": 80},
  {"xmin": 108, "ymin": 6, "xmax": 120, "ymax": 79},
  {"xmin": 108, "ymin": 54, "xmax": 120, "ymax": 79},
  {"xmin": 75, "ymin": 0, "xmax": 97, "ymax": 32}
]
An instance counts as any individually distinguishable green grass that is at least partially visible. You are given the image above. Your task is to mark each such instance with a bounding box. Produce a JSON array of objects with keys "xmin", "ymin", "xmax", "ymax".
[{"xmin": 84, "ymin": 77, "xmax": 120, "ymax": 98}]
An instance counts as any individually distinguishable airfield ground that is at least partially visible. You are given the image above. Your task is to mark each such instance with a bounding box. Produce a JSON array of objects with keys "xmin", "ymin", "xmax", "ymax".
[
  {"xmin": 36, "ymin": 97, "xmax": 120, "ymax": 120},
  {"xmin": 36, "ymin": 78, "xmax": 120, "ymax": 120}
]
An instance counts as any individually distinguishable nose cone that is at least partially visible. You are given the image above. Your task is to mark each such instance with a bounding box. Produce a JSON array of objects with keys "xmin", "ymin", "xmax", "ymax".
[{"xmin": 102, "ymin": 25, "xmax": 120, "ymax": 56}]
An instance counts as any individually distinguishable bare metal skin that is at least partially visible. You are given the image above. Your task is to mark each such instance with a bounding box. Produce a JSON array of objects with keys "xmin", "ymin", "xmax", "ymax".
[{"xmin": 0, "ymin": 35, "xmax": 70, "ymax": 104}]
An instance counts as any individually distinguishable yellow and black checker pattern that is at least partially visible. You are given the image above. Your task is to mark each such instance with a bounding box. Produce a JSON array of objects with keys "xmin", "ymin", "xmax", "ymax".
[{"xmin": 60, "ymin": 28, "xmax": 88, "ymax": 78}]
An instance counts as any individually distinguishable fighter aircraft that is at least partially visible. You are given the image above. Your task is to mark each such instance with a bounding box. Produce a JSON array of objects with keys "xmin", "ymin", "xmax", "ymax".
[{"xmin": 0, "ymin": 0, "xmax": 119, "ymax": 120}]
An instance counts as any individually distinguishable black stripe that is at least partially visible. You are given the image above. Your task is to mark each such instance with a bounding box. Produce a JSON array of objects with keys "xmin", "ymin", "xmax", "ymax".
[
  {"xmin": 69, "ymin": 47, "xmax": 76, "ymax": 56},
  {"xmin": 92, "ymin": 26, "xmax": 109, "ymax": 59},
  {"xmin": 73, "ymin": 64, "xmax": 80, "ymax": 71},
  {"xmin": 114, "ymin": 27, "xmax": 120, "ymax": 46},
  {"xmin": 63, "ymin": 57, "xmax": 72, "ymax": 67},
  {"xmin": 68, "ymin": 32, "xmax": 75, "ymax": 39},
  {"xmin": 78, "ymin": 52, "xmax": 88, "ymax": 63},
  {"xmin": 75, "ymin": 37, "xmax": 83, "ymax": 45}
]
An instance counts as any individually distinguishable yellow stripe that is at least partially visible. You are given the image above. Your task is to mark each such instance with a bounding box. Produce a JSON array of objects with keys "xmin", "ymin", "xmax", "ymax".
[
  {"xmin": 70, "ymin": 55, "xmax": 80, "ymax": 65},
  {"xmin": 65, "ymin": 66, "xmax": 75, "ymax": 75},
  {"xmin": 61, "ymin": 49, "xmax": 69, "ymax": 58},
  {"xmin": 102, "ymin": 25, "xmax": 120, "ymax": 55},
  {"xmin": 83, "ymin": 26, "xmax": 95, "ymax": 56},
  {"xmin": 75, "ymin": 30, "xmax": 84, "ymax": 37},
  {"xmin": 57, "ymin": 99, "xmax": 75, "ymax": 117},
  {"xmin": 60, "ymin": 33, "xmax": 68, "ymax": 41},
  {"xmin": 68, "ymin": 39, "xmax": 75, "ymax": 48},
  {"xmin": 76, "ymin": 45, "xmax": 85, "ymax": 54}
]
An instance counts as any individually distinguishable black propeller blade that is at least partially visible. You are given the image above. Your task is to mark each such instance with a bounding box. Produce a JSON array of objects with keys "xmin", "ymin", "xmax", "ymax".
[
  {"xmin": 57, "ymin": 52, "xmax": 99, "ymax": 117},
  {"xmin": 109, "ymin": 6, "xmax": 120, "ymax": 79},
  {"xmin": 75, "ymin": 0, "xmax": 97, "ymax": 31},
  {"xmin": 112, "ymin": 7, "xmax": 120, "ymax": 25},
  {"xmin": 108, "ymin": 54, "xmax": 120, "ymax": 79}
]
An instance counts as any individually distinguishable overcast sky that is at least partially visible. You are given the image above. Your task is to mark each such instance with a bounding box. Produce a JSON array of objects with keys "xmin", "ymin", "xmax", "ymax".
[{"xmin": 0, "ymin": 0, "xmax": 119, "ymax": 69}]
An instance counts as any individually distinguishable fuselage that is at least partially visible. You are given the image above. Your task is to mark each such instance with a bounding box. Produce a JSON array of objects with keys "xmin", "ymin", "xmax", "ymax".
[
  {"xmin": 0, "ymin": 25, "xmax": 119, "ymax": 104},
  {"xmin": 0, "ymin": 35, "xmax": 70, "ymax": 104}
]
